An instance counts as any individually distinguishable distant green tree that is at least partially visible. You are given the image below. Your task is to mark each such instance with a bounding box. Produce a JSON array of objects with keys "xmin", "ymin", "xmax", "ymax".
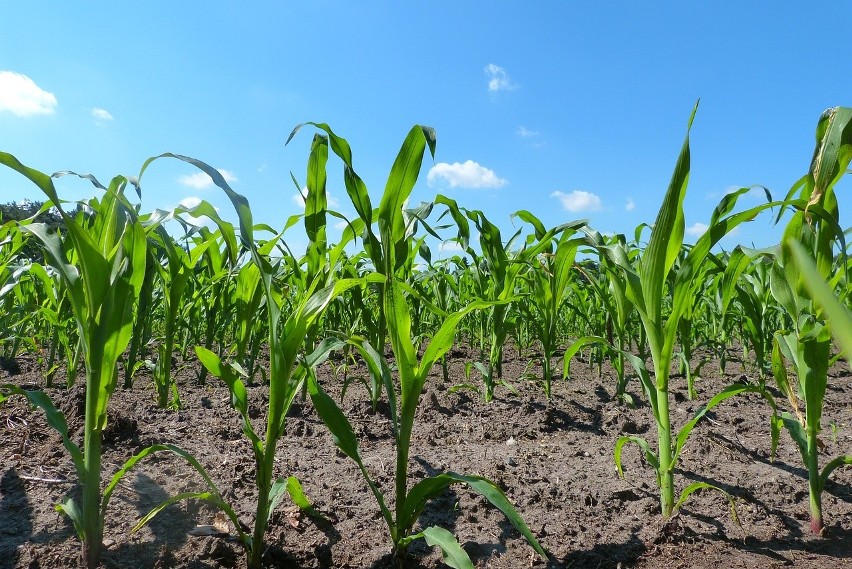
[{"xmin": 0, "ymin": 199, "xmax": 80, "ymax": 262}]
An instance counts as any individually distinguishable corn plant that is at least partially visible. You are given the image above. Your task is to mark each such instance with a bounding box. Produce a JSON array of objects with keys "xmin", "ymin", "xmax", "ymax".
[
  {"xmin": 564, "ymin": 231, "xmax": 638, "ymax": 404},
  {"xmin": 0, "ymin": 154, "xmax": 155, "ymax": 567},
  {"xmin": 134, "ymin": 151, "xmax": 372, "ymax": 568},
  {"xmin": 434, "ymin": 199, "xmax": 560, "ymax": 401},
  {"xmin": 591, "ymin": 104, "xmax": 781, "ymax": 518},
  {"xmin": 0, "ymin": 219, "xmax": 26, "ymax": 357},
  {"xmin": 189, "ymin": 226, "xmax": 238, "ymax": 384},
  {"xmin": 768, "ymin": 106, "xmax": 852, "ymax": 534},
  {"xmin": 299, "ymin": 124, "xmax": 546, "ymax": 567},
  {"xmin": 514, "ymin": 213, "xmax": 586, "ymax": 398},
  {"xmin": 718, "ymin": 249, "xmax": 778, "ymax": 377}
]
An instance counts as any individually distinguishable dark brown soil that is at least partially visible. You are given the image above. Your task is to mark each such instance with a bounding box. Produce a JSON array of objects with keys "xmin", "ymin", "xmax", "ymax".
[{"xmin": 2, "ymin": 345, "xmax": 852, "ymax": 568}]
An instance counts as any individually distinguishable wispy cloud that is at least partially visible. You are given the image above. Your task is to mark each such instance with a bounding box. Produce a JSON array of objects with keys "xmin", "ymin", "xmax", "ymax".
[
  {"xmin": 92, "ymin": 107, "xmax": 113, "ymax": 121},
  {"xmin": 551, "ymin": 190, "xmax": 603, "ymax": 213},
  {"xmin": 0, "ymin": 71, "xmax": 57, "ymax": 117},
  {"xmin": 178, "ymin": 168, "xmax": 237, "ymax": 189},
  {"xmin": 517, "ymin": 126, "xmax": 538, "ymax": 138},
  {"xmin": 439, "ymin": 241, "xmax": 466, "ymax": 254},
  {"xmin": 484, "ymin": 64, "xmax": 516, "ymax": 92},
  {"xmin": 686, "ymin": 222, "xmax": 708, "ymax": 237},
  {"xmin": 625, "ymin": 198, "xmax": 636, "ymax": 212},
  {"xmin": 427, "ymin": 160, "xmax": 508, "ymax": 189}
]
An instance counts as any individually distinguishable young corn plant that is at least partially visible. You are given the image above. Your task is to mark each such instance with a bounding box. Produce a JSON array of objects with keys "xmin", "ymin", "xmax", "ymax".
[
  {"xmin": 135, "ymin": 152, "xmax": 372, "ymax": 568},
  {"xmin": 515, "ymin": 213, "xmax": 586, "ymax": 398},
  {"xmin": 594, "ymin": 104, "xmax": 781, "ymax": 518},
  {"xmin": 193, "ymin": 226, "xmax": 239, "ymax": 384},
  {"xmin": 144, "ymin": 202, "xmax": 238, "ymax": 404},
  {"xmin": 0, "ymin": 155, "xmax": 164, "ymax": 568},
  {"xmin": 768, "ymin": 106, "xmax": 852, "ymax": 534},
  {"xmin": 564, "ymin": 231, "xmax": 638, "ymax": 404},
  {"xmin": 434, "ymin": 198, "xmax": 561, "ymax": 401},
  {"xmin": 300, "ymin": 124, "xmax": 546, "ymax": 567},
  {"xmin": 719, "ymin": 249, "xmax": 777, "ymax": 378}
]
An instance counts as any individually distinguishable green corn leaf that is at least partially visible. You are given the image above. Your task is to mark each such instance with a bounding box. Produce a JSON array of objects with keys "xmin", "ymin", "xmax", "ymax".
[
  {"xmin": 788, "ymin": 239, "xmax": 852, "ymax": 356},
  {"xmin": 807, "ymin": 107, "xmax": 852, "ymax": 208},
  {"xmin": 622, "ymin": 352, "xmax": 658, "ymax": 418},
  {"xmin": 344, "ymin": 335, "xmax": 398, "ymax": 435},
  {"xmin": 305, "ymin": 133, "xmax": 329, "ymax": 245},
  {"xmin": 195, "ymin": 347, "xmax": 262, "ymax": 457},
  {"xmin": 1, "ymin": 385, "xmax": 84, "ymax": 476},
  {"xmin": 639, "ymin": 102, "xmax": 695, "ymax": 322},
  {"xmin": 56, "ymin": 497, "xmax": 84, "ymax": 540},
  {"xmin": 106, "ymin": 442, "xmax": 247, "ymax": 546},
  {"xmin": 134, "ymin": 491, "xmax": 247, "ymax": 549},
  {"xmin": 19, "ymin": 223, "xmax": 86, "ymax": 327},
  {"xmin": 306, "ymin": 375, "xmax": 394, "ymax": 527},
  {"xmin": 671, "ymin": 383, "xmax": 778, "ymax": 468},
  {"xmin": 284, "ymin": 477, "xmax": 310, "ymax": 510},
  {"xmin": 418, "ymin": 299, "xmax": 507, "ymax": 379},
  {"xmin": 174, "ymin": 200, "xmax": 239, "ymax": 265},
  {"xmin": 665, "ymin": 197, "xmax": 786, "ymax": 360},
  {"xmin": 562, "ymin": 336, "xmax": 607, "ymax": 380},
  {"xmin": 820, "ymin": 456, "xmax": 852, "ymax": 493},
  {"xmin": 780, "ymin": 412, "xmax": 809, "ymax": 466},
  {"xmin": 267, "ymin": 478, "xmax": 289, "ymax": 524},
  {"xmin": 420, "ymin": 526, "xmax": 475, "ymax": 569},
  {"xmin": 719, "ymin": 247, "xmax": 755, "ymax": 316},
  {"xmin": 434, "ymin": 194, "xmax": 471, "ymax": 251},
  {"xmin": 400, "ymin": 472, "xmax": 546, "ymax": 558},
  {"xmin": 139, "ymin": 153, "xmax": 254, "ymax": 252},
  {"xmin": 614, "ymin": 435, "xmax": 659, "ymax": 479},
  {"xmin": 674, "ymin": 482, "xmax": 739, "ymax": 525},
  {"xmin": 306, "ymin": 375, "xmax": 361, "ymax": 462},
  {"xmin": 103, "ymin": 443, "xmax": 229, "ymax": 517},
  {"xmin": 283, "ymin": 476, "xmax": 328, "ymax": 522}
]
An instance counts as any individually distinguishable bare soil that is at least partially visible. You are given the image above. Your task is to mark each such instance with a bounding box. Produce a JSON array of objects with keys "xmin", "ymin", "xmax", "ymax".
[{"xmin": 2, "ymin": 344, "xmax": 852, "ymax": 569}]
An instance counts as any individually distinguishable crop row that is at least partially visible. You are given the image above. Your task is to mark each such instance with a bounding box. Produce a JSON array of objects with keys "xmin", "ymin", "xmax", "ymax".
[{"xmin": 1, "ymin": 105, "xmax": 851, "ymax": 568}]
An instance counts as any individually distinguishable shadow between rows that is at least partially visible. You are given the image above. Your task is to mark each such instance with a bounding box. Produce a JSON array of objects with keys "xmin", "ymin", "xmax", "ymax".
[
  {"xmin": 697, "ymin": 431, "xmax": 852, "ymax": 504},
  {"xmin": 677, "ymin": 468, "xmax": 852, "ymax": 562}
]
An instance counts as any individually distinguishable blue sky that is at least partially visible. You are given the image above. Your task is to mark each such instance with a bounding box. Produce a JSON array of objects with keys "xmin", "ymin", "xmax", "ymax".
[{"xmin": 2, "ymin": 3, "xmax": 851, "ymax": 255}]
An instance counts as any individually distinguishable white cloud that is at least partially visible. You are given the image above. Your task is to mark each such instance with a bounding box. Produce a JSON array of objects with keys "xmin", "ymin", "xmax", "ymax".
[
  {"xmin": 550, "ymin": 190, "xmax": 603, "ymax": 213},
  {"xmin": 427, "ymin": 160, "xmax": 508, "ymax": 189},
  {"xmin": 292, "ymin": 191, "xmax": 306, "ymax": 208},
  {"xmin": 440, "ymin": 240, "xmax": 465, "ymax": 252},
  {"xmin": 484, "ymin": 64, "xmax": 516, "ymax": 92},
  {"xmin": 92, "ymin": 107, "xmax": 113, "ymax": 121},
  {"xmin": 517, "ymin": 126, "xmax": 538, "ymax": 138},
  {"xmin": 625, "ymin": 198, "xmax": 636, "ymax": 212},
  {"xmin": 333, "ymin": 220, "xmax": 350, "ymax": 231},
  {"xmin": 179, "ymin": 196, "xmax": 202, "ymax": 209},
  {"xmin": 0, "ymin": 71, "xmax": 57, "ymax": 116},
  {"xmin": 686, "ymin": 222, "xmax": 708, "ymax": 237},
  {"xmin": 178, "ymin": 168, "xmax": 237, "ymax": 189}
]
